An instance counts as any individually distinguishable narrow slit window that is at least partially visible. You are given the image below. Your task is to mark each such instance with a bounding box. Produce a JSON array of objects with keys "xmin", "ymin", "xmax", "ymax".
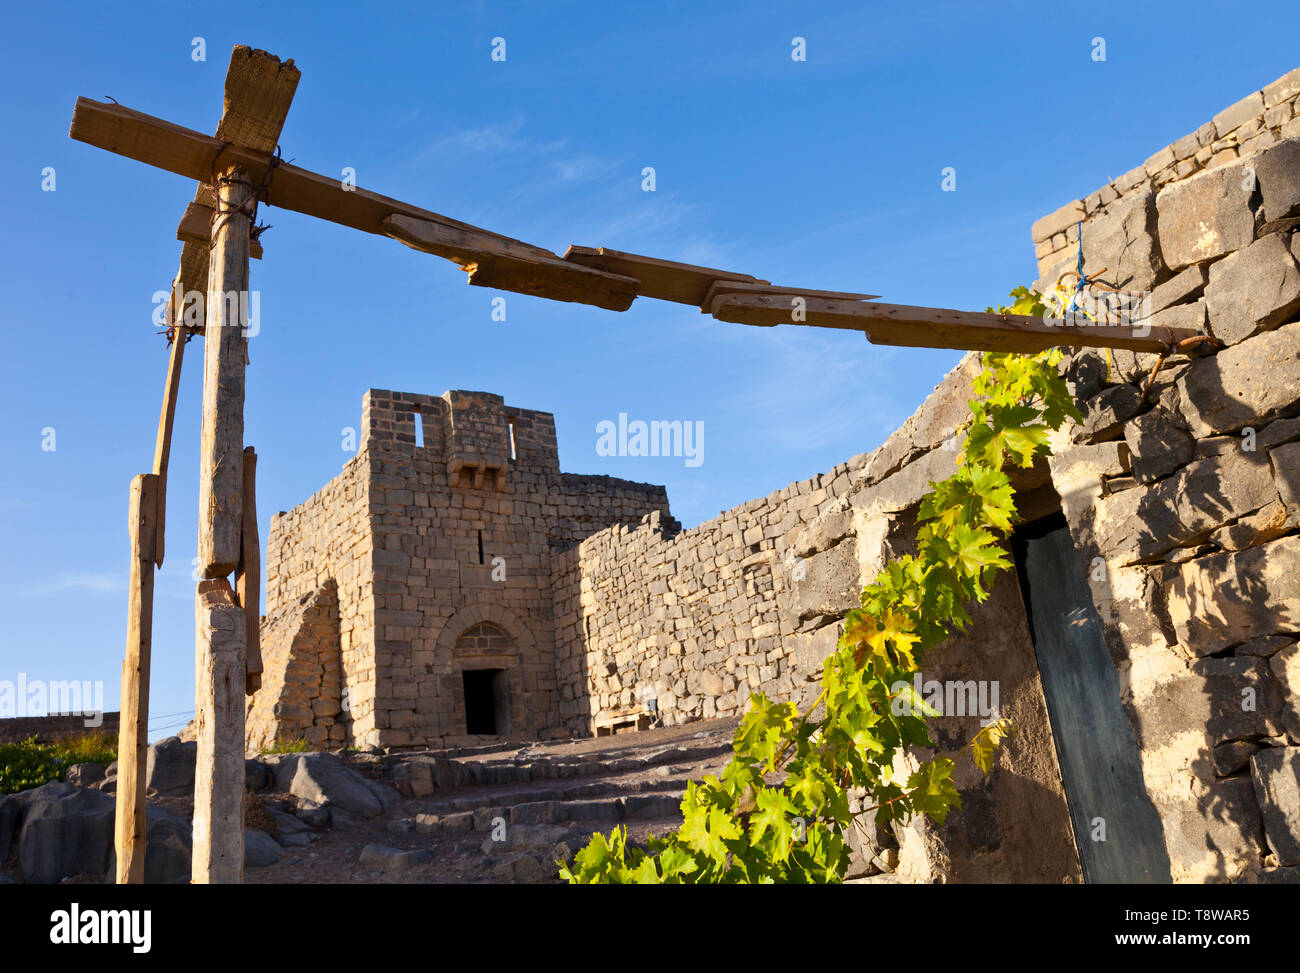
[
  {"xmin": 478, "ymin": 529, "xmax": 485, "ymax": 565},
  {"xmin": 413, "ymin": 409, "xmax": 424, "ymax": 448},
  {"xmin": 507, "ymin": 419, "xmax": 517, "ymax": 461}
]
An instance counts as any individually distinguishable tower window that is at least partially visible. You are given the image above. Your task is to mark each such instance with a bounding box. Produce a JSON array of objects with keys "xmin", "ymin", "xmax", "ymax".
[
  {"xmin": 507, "ymin": 419, "xmax": 517, "ymax": 461},
  {"xmin": 413, "ymin": 409, "xmax": 424, "ymax": 448}
]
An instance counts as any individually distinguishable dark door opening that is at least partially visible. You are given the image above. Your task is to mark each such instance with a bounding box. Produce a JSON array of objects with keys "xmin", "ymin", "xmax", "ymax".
[
  {"xmin": 462, "ymin": 668, "xmax": 510, "ymax": 735},
  {"xmin": 1013, "ymin": 513, "xmax": 1172, "ymax": 883}
]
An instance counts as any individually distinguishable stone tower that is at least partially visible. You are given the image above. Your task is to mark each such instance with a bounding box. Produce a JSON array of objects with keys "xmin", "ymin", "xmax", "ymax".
[{"xmin": 245, "ymin": 388, "xmax": 671, "ymax": 751}]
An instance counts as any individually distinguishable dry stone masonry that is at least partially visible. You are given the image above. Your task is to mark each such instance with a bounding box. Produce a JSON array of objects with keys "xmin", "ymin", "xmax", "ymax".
[{"xmin": 251, "ymin": 66, "xmax": 1300, "ymax": 884}]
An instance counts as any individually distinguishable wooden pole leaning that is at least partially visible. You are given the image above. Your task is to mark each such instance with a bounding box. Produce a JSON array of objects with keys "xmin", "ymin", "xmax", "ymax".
[
  {"xmin": 113, "ymin": 473, "xmax": 158, "ymax": 884},
  {"xmin": 192, "ymin": 166, "xmax": 253, "ymax": 884}
]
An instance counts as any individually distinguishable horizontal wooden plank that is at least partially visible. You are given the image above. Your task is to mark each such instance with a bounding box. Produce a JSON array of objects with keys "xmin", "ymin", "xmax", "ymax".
[
  {"xmin": 178, "ymin": 202, "xmax": 263, "ymax": 259},
  {"xmin": 384, "ymin": 215, "xmax": 639, "ymax": 310},
  {"xmin": 563, "ymin": 245, "xmax": 764, "ymax": 306},
  {"xmin": 700, "ymin": 278, "xmax": 880, "ymax": 312},
  {"xmin": 70, "ymin": 97, "xmax": 552, "ymax": 255},
  {"xmin": 710, "ymin": 293, "xmax": 1202, "ymax": 353}
]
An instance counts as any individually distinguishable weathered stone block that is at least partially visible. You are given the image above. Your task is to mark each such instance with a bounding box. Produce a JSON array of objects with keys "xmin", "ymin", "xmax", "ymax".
[
  {"xmin": 1165, "ymin": 535, "xmax": 1300, "ymax": 654},
  {"xmin": 1076, "ymin": 384, "xmax": 1145, "ymax": 444},
  {"xmin": 1156, "ymin": 164, "xmax": 1258, "ymax": 270},
  {"xmin": 791, "ymin": 539, "xmax": 859, "ymax": 620},
  {"xmin": 1253, "ymin": 138, "xmax": 1300, "ymax": 223},
  {"xmin": 1205, "ymin": 233, "xmax": 1300, "ymax": 345},
  {"xmin": 1250, "ymin": 748, "xmax": 1300, "ymax": 865},
  {"xmin": 1148, "ymin": 263, "xmax": 1208, "ymax": 314},
  {"xmin": 1045, "ymin": 190, "xmax": 1165, "ymax": 292},
  {"xmin": 1178, "ymin": 322, "xmax": 1300, "ymax": 437},
  {"xmin": 1271, "ymin": 643, "xmax": 1300, "ymax": 741},
  {"xmin": 1094, "ymin": 448, "xmax": 1276, "ymax": 563},
  {"xmin": 1124, "ymin": 406, "xmax": 1195, "ymax": 483}
]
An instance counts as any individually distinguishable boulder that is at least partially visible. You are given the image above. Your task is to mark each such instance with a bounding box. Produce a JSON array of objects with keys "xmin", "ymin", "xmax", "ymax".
[
  {"xmin": 1156, "ymin": 163, "xmax": 1258, "ymax": 270},
  {"xmin": 1124, "ymin": 407, "xmax": 1195, "ymax": 483},
  {"xmin": 0, "ymin": 794, "xmax": 19, "ymax": 862},
  {"xmin": 244, "ymin": 827, "xmax": 284, "ymax": 868},
  {"xmin": 1205, "ymin": 233, "xmax": 1300, "ymax": 345},
  {"xmin": 64, "ymin": 763, "xmax": 105, "ymax": 788},
  {"xmin": 273, "ymin": 752, "xmax": 383, "ymax": 818},
  {"xmin": 1250, "ymin": 748, "xmax": 1300, "ymax": 865},
  {"xmin": 1253, "ymin": 139, "xmax": 1300, "ymax": 223},
  {"xmin": 145, "ymin": 737, "xmax": 197, "ymax": 796},
  {"xmin": 358, "ymin": 842, "xmax": 431, "ymax": 873},
  {"xmin": 1178, "ymin": 322, "xmax": 1300, "ymax": 437},
  {"xmin": 244, "ymin": 758, "xmax": 270, "ymax": 791},
  {"xmin": 17, "ymin": 782, "xmax": 115, "ymax": 883},
  {"xmin": 143, "ymin": 805, "xmax": 192, "ymax": 884}
]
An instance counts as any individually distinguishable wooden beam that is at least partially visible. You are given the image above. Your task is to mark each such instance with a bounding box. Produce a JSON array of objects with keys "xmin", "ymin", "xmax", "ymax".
[
  {"xmin": 191, "ymin": 577, "xmax": 246, "ymax": 884},
  {"xmin": 172, "ymin": 47, "xmax": 298, "ymax": 331},
  {"xmin": 197, "ymin": 168, "xmax": 251, "ymax": 577},
  {"xmin": 563, "ymin": 245, "xmax": 766, "ymax": 306},
  {"xmin": 70, "ymin": 97, "xmax": 552, "ymax": 255},
  {"xmin": 236, "ymin": 446, "xmax": 262, "ymax": 695},
  {"xmin": 114, "ymin": 473, "xmax": 158, "ymax": 885},
  {"xmin": 151, "ymin": 303, "xmax": 187, "ymax": 568},
  {"xmin": 178, "ymin": 202, "xmax": 263, "ymax": 259},
  {"xmin": 384, "ymin": 215, "xmax": 639, "ymax": 311},
  {"xmin": 709, "ymin": 292, "xmax": 1200, "ymax": 353},
  {"xmin": 699, "ymin": 278, "xmax": 881, "ymax": 312}
]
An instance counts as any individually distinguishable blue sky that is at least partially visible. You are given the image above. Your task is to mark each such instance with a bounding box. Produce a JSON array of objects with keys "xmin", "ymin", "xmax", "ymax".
[{"xmin": 2, "ymin": 0, "xmax": 1297, "ymax": 738}]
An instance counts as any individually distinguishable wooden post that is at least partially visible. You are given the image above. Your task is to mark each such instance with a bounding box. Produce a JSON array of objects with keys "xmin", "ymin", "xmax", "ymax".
[
  {"xmin": 191, "ymin": 578, "xmax": 246, "ymax": 884},
  {"xmin": 236, "ymin": 446, "xmax": 262, "ymax": 694},
  {"xmin": 192, "ymin": 166, "xmax": 253, "ymax": 883},
  {"xmin": 152, "ymin": 281, "xmax": 189, "ymax": 567},
  {"xmin": 114, "ymin": 473, "xmax": 158, "ymax": 884},
  {"xmin": 198, "ymin": 168, "xmax": 252, "ymax": 578}
]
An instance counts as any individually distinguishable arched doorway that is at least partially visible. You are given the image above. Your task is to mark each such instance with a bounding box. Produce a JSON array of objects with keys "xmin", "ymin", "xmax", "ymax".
[{"xmin": 455, "ymin": 621, "xmax": 514, "ymax": 735}]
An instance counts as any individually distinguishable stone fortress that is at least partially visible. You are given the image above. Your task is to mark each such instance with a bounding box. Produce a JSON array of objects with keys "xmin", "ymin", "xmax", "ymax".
[{"xmin": 249, "ymin": 66, "xmax": 1300, "ymax": 884}]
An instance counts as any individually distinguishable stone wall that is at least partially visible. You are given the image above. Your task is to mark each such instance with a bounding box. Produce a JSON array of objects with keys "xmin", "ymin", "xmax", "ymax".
[
  {"xmin": 0, "ymin": 713, "xmax": 120, "ymax": 744},
  {"xmin": 251, "ymin": 388, "xmax": 669, "ymax": 751},
  {"xmin": 550, "ymin": 66, "xmax": 1300, "ymax": 883}
]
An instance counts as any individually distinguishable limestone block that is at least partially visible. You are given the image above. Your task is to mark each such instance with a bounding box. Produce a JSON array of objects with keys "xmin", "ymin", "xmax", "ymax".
[
  {"xmin": 1250, "ymin": 748, "xmax": 1300, "ymax": 865},
  {"xmin": 1094, "ymin": 448, "xmax": 1276, "ymax": 563},
  {"xmin": 1271, "ymin": 643, "xmax": 1300, "ymax": 741},
  {"xmin": 1165, "ymin": 535, "xmax": 1300, "ymax": 654},
  {"xmin": 1123, "ymin": 407, "xmax": 1196, "ymax": 484},
  {"xmin": 1040, "ymin": 190, "xmax": 1164, "ymax": 292},
  {"xmin": 1205, "ymin": 233, "xmax": 1300, "ymax": 345},
  {"xmin": 1253, "ymin": 138, "xmax": 1300, "ymax": 222},
  {"xmin": 1178, "ymin": 322, "xmax": 1300, "ymax": 437},
  {"xmin": 1156, "ymin": 164, "xmax": 1258, "ymax": 270},
  {"xmin": 1074, "ymin": 384, "xmax": 1143, "ymax": 444}
]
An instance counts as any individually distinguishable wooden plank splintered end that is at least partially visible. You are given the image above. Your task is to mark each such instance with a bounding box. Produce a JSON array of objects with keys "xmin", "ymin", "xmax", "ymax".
[
  {"xmin": 564, "ymin": 245, "xmax": 762, "ymax": 306},
  {"xmin": 710, "ymin": 293, "xmax": 1203, "ymax": 354}
]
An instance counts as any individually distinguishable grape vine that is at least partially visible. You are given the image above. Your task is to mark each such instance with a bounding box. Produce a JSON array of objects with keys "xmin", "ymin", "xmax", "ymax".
[{"xmin": 561, "ymin": 289, "xmax": 1080, "ymax": 883}]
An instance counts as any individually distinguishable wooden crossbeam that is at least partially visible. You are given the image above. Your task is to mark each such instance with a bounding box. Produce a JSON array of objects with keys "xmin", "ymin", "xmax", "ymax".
[
  {"xmin": 72, "ymin": 91, "xmax": 1217, "ymax": 354},
  {"xmin": 385, "ymin": 216, "xmax": 639, "ymax": 310},
  {"xmin": 563, "ymin": 245, "xmax": 766, "ymax": 306},
  {"xmin": 709, "ymin": 292, "xmax": 1200, "ymax": 353},
  {"xmin": 172, "ymin": 47, "xmax": 297, "ymax": 328},
  {"xmin": 69, "ymin": 98, "xmax": 639, "ymax": 310}
]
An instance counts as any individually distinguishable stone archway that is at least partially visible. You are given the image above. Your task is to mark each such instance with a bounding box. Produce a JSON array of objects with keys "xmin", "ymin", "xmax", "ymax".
[{"xmin": 433, "ymin": 603, "xmax": 535, "ymax": 736}]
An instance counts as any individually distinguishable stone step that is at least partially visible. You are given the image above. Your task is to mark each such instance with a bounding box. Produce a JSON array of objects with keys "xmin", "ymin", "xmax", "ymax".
[
  {"xmin": 428, "ymin": 773, "xmax": 689, "ymax": 815},
  {"xmin": 458, "ymin": 740, "xmax": 732, "ymax": 787},
  {"xmin": 404, "ymin": 792, "xmax": 685, "ymax": 834}
]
